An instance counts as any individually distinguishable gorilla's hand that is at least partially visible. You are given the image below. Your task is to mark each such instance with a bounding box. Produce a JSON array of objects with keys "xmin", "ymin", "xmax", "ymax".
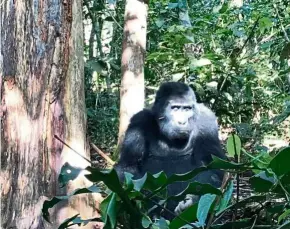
[{"xmin": 174, "ymin": 194, "xmax": 199, "ymax": 215}]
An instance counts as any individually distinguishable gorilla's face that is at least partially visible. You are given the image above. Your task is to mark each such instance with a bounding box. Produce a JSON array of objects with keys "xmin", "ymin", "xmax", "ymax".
[
  {"xmin": 152, "ymin": 82, "xmax": 198, "ymax": 141},
  {"xmin": 158, "ymin": 96, "xmax": 198, "ymax": 140}
]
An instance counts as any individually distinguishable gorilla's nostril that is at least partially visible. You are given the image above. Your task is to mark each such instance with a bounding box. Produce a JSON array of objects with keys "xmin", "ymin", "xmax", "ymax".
[{"xmin": 178, "ymin": 121, "xmax": 187, "ymax": 125}]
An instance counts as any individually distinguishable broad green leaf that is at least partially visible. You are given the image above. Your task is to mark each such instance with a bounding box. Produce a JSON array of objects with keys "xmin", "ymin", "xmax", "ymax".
[
  {"xmin": 133, "ymin": 171, "xmax": 167, "ymax": 192},
  {"xmin": 158, "ymin": 217, "xmax": 170, "ymax": 229},
  {"xmin": 58, "ymin": 215, "xmax": 102, "ymax": 229},
  {"xmin": 249, "ymin": 171, "xmax": 276, "ymax": 193},
  {"xmin": 168, "ymin": 2, "xmax": 179, "ymax": 9},
  {"xmin": 169, "ymin": 203, "xmax": 198, "ymax": 229},
  {"xmin": 58, "ymin": 162, "xmax": 83, "ymax": 187},
  {"xmin": 219, "ymin": 3, "xmax": 229, "ymax": 13},
  {"xmin": 226, "ymin": 134, "xmax": 241, "ymax": 160},
  {"xmin": 146, "ymin": 167, "xmax": 209, "ymax": 199},
  {"xmin": 85, "ymin": 60, "xmax": 107, "ymax": 75},
  {"xmin": 155, "ymin": 17, "xmax": 165, "ymax": 28},
  {"xmin": 259, "ymin": 17, "xmax": 272, "ymax": 33},
  {"xmin": 278, "ymin": 209, "xmax": 290, "ymax": 224},
  {"xmin": 100, "ymin": 193, "xmax": 117, "ymax": 229},
  {"xmin": 172, "ymin": 72, "xmax": 184, "ymax": 81},
  {"xmin": 224, "ymin": 92, "xmax": 233, "ymax": 101},
  {"xmin": 208, "ymin": 156, "xmax": 252, "ymax": 172},
  {"xmin": 190, "ymin": 58, "xmax": 212, "ymax": 67},
  {"xmin": 206, "ymin": 81, "xmax": 218, "ymax": 91},
  {"xmin": 269, "ymin": 147, "xmax": 290, "ymax": 176},
  {"xmin": 216, "ymin": 180, "xmax": 234, "ymax": 214},
  {"xmin": 124, "ymin": 172, "xmax": 134, "ymax": 191},
  {"xmin": 196, "ymin": 194, "xmax": 216, "ymax": 227},
  {"xmin": 85, "ymin": 167, "xmax": 139, "ymax": 217},
  {"xmin": 142, "ymin": 215, "xmax": 152, "ymax": 228},
  {"xmin": 169, "ymin": 182, "xmax": 221, "ymax": 203}
]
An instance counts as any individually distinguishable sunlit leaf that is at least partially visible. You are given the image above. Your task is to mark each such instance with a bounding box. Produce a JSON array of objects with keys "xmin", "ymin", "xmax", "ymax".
[
  {"xmin": 226, "ymin": 134, "xmax": 241, "ymax": 160},
  {"xmin": 269, "ymin": 147, "xmax": 290, "ymax": 176},
  {"xmin": 196, "ymin": 194, "xmax": 216, "ymax": 227}
]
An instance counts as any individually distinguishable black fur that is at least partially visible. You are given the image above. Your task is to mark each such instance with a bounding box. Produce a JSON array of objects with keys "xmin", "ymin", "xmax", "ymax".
[{"xmin": 115, "ymin": 82, "xmax": 225, "ymax": 219}]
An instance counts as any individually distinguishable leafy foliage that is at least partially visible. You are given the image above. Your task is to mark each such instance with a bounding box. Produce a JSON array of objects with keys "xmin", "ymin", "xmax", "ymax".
[{"xmin": 43, "ymin": 144, "xmax": 290, "ymax": 228}]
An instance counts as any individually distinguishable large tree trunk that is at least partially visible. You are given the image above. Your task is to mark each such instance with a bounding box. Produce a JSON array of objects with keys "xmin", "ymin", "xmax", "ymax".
[
  {"xmin": 117, "ymin": 0, "xmax": 148, "ymax": 146},
  {"xmin": 0, "ymin": 1, "xmax": 100, "ymax": 228}
]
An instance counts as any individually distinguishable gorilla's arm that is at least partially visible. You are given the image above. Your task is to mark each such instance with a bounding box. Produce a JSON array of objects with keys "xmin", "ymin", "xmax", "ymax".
[{"xmin": 114, "ymin": 109, "xmax": 154, "ymax": 181}]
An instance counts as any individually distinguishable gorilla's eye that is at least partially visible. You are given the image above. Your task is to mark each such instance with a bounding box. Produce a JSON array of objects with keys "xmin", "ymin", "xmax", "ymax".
[
  {"xmin": 184, "ymin": 106, "xmax": 192, "ymax": 111},
  {"xmin": 171, "ymin": 106, "xmax": 179, "ymax": 111}
]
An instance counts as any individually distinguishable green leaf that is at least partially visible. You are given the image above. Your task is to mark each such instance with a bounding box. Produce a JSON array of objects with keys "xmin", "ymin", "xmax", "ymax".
[
  {"xmin": 206, "ymin": 81, "xmax": 218, "ymax": 91},
  {"xmin": 133, "ymin": 171, "xmax": 168, "ymax": 192},
  {"xmin": 190, "ymin": 58, "xmax": 212, "ymax": 67},
  {"xmin": 58, "ymin": 162, "xmax": 83, "ymax": 187},
  {"xmin": 208, "ymin": 156, "xmax": 251, "ymax": 172},
  {"xmin": 259, "ymin": 17, "xmax": 272, "ymax": 33},
  {"xmin": 219, "ymin": 3, "xmax": 229, "ymax": 13},
  {"xmin": 216, "ymin": 180, "xmax": 234, "ymax": 214},
  {"xmin": 169, "ymin": 182, "xmax": 221, "ymax": 203},
  {"xmin": 168, "ymin": 2, "xmax": 178, "ymax": 9},
  {"xmin": 86, "ymin": 60, "xmax": 107, "ymax": 75},
  {"xmin": 147, "ymin": 167, "xmax": 209, "ymax": 199},
  {"xmin": 278, "ymin": 220, "xmax": 290, "ymax": 229},
  {"xmin": 249, "ymin": 171, "xmax": 276, "ymax": 193},
  {"xmin": 100, "ymin": 193, "xmax": 117, "ymax": 229},
  {"xmin": 124, "ymin": 172, "xmax": 134, "ymax": 191},
  {"xmin": 169, "ymin": 203, "xmax": 198, "ymax": 229},
  {"xmin": 85, "ymin": 167, "xmax": 140, "ymax": 218},
  {"xmin": 58, "ymin": 215, "xmax": 102, "ymax": 229},
  {"xmin": 278, "ymin": 209, "xmax": 290, "ymax": 224},
  {"xmin": 224, "ymin": 92, "xmax": 233, "ymax": 102},
  {"xmin": 142, "ymin": 215, "xmax": 152, "ymax": 228},
  {"xmin": 155, "ymin": 17, "xmax": 165, "ymax": 28},
  {"xmin": 158, "ymin": 217, "xmax": 170, "ymax": 229},
  {"xmin": 172, "ymin": 72, "xmax": 184, "ymax": 81},
  {"xmin": 226, "ymin": 134, "xmax": 241, "ymax": 160},
  {"xmin": 269, "ymin": 147, "xmax": 290, "ymax": 176},
  {"xmin": 196, "ymin": 194, "xmax": 216, "ymax": 227}
]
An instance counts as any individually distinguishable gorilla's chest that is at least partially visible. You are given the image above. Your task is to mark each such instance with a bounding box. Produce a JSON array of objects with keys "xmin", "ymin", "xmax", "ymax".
[
  {"xmin": 142, "ymin": 154, "xmax": 194, "ymax": 176},
  {"xmin": 142, "ymin": 139, "xmax": 201, "ymax": 177}
]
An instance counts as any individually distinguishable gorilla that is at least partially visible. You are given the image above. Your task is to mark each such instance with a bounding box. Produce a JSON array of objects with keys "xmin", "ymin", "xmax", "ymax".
[{"xmin": 115, "ymin": 82, "xmax": 225, "ymax": 219}]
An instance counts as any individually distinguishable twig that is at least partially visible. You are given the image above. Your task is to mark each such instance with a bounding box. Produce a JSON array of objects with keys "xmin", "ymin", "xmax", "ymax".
[
  {"xmin": 54, "ymin": 135, "xmax": 92, "ymax": 164},
  {"xmin": 91, "ymin": 142, "xmax": 115, "ymax": 166}
]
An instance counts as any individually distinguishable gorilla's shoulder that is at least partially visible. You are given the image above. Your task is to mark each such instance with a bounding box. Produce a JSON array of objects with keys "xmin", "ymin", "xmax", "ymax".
[
  {"xmin": 130, "ymin": 109, "xmax": 156, "ymax": 127},
  {"xmin": 197, "ymin": 103, "xmax": 219, "ymax": 132},
  {"xmin": 197, "ymin": 103, "xmax": 217, "ymax": 121}
]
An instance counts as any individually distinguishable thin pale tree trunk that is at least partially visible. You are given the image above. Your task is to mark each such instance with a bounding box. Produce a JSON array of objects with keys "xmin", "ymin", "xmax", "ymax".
[
  {"xmin": 0, "ymin": 1, "xmax": 100, "ymax": 228},
  {"xmin": 118, "ymin": 0, "xmax": 148, "ymax": 146}
]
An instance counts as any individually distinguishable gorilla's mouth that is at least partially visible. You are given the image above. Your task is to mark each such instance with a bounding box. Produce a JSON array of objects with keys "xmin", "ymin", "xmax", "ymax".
[{"xmin": 175, "ymin": 129, "xmax": 190, "ymax": 138}]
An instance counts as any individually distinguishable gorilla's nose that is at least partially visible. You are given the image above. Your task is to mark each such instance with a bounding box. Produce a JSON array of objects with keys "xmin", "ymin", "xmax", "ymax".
[{"xmin": 178, "ymin": 120, "xmax": 187, "ymax": 126}]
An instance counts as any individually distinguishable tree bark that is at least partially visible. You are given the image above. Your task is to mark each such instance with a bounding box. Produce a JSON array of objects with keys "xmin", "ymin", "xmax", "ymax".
[
  {"xmin": 117, "ymin": 0, "xmax": 148, "ymax": 146},
  {"xmin": 0, "ymin": 0, "xmax": 100, "ymax": 228}
]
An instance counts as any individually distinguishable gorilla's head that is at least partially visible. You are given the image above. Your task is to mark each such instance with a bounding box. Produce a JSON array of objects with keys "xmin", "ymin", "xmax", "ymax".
[{"xmin": 152, "ymin": 82, "xmax": 198, "ymax": 141}]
